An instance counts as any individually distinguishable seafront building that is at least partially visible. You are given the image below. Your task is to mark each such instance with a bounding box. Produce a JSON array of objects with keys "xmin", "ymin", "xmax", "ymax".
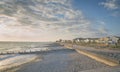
[{"xmin": 57, "ymin": 36, "xmax": 120, "ymax": 47}]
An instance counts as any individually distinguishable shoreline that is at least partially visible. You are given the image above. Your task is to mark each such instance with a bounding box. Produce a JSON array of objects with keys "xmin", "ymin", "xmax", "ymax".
[
  {"xmin": 0, "ymin": 54, "xmax": 40, "ymax": 72},
  {"xmin": 0, "ymin": 42, "xmax": 119, "ymax": 72}
]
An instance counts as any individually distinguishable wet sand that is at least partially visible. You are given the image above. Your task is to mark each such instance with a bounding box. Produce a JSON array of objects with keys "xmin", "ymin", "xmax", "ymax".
[{"xmin": 16, "ymin": 47, "xmax": 108, "ymax": 72}]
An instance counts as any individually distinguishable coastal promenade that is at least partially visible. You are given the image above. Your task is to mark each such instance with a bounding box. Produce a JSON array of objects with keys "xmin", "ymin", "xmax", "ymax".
[
  {"xmin": 57, "ymin": 43, "xmax": 120, "ymax": 72},
  {"xmin": 63, "ymin": 43, "xmax": 120, "ymax": 66}
]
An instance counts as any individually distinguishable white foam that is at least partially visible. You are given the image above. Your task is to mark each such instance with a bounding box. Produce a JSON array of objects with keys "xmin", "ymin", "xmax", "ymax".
[
  {"xmin": 0, "ymin": 54, "xmax": 38, "ymax": 70},
  {"xmin": 1, "ymin": 47, "xmax": 50, "ymax": 53},
  {"xmin": 29, "ymin": 48, "xmax": 50, "ymax": 51}
]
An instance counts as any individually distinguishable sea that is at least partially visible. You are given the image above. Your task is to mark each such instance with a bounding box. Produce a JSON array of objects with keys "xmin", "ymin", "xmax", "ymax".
[{"xmin": 0, "ymin": 42, "xmax": 51, "ymax": 51}]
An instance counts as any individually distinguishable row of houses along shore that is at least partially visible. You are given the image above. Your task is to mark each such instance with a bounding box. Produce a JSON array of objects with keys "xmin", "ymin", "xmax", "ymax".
[{"xmin": 57, "ymin": 36, "xmax": 120, "ymax": 48}]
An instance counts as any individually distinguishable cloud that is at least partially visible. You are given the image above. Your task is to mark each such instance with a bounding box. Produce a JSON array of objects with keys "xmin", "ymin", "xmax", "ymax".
[
  {"xmin": 99, "ymin": 0, "xmax": 120, "ymax": 17},
  {"xmin": 100, "ymin": 0, "xmax": 120, "ymax": 10},
  {"xmin": 0, "ymin": 0, "xmax": 109, "ymax": 41}
]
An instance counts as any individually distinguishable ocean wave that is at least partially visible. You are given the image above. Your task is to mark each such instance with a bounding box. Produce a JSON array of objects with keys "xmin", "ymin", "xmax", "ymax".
[
  {"xmin": 0, "ymin": 47, "xmax": 51, "ymax": 53},
  {"xmin": 0, "ymin": 54, "xmax": 38, "ymax": 71}
]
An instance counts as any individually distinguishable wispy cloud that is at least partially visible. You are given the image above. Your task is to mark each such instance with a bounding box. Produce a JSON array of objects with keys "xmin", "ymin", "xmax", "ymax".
[
  {"xmin": 0, "ymin": 0, "xmax": 109, "ymax": 41},
  {"xmin": 100, "ymin": 0, "xmax": 120, "ymax": 10},
  {"xmin": 99, "ymin": 0, "xmax": 120, "ymax": 17}
]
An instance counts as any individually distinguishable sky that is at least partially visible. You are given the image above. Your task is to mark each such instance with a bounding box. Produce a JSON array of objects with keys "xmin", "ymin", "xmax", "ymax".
[{"xmin": 0, "ymin": 0, "xmax": 120, "ymax": 42}]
